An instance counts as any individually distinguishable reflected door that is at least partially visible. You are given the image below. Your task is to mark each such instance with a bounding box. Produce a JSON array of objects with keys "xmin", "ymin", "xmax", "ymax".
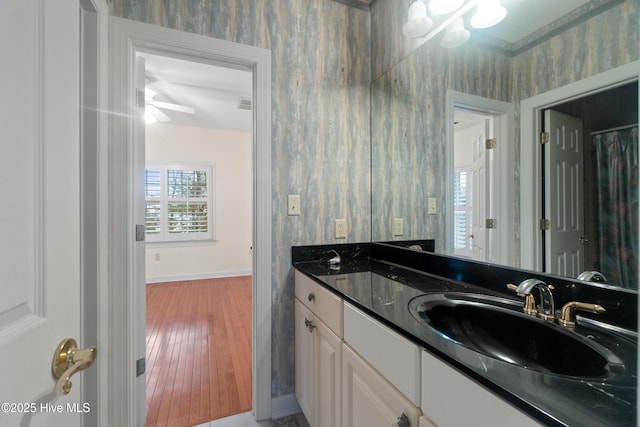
[
  {"xmin": 470, "ymin": 130, "xmax": 488, "ymax": 260},
  {"xmin": 544, "ymin": 109, "xmax": 584, "ymax": 277},
  {"xmin": 454, "ymin": 116, "xmax": 493, "ymax": 261}
]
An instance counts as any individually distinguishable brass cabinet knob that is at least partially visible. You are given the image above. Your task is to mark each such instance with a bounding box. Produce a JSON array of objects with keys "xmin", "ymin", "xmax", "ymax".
[
  {"xmin": 396, "ymin": 413, "xmax": 410, "ymax": 427},
  {"xmin": 304, "ymin": 318, "xmax": 316, "ymax": 332},
  {"xmin": 308, "ymin": 293, "xmax": 315, "ymax": 302},
  {"xmin": 51, "ymin": 338, "xmax": 97, "ymax": 395}
]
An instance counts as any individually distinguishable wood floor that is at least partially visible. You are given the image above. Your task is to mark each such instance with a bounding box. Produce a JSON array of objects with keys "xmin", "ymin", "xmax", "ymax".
[{"xmin": 145, "ymin": 276, "xmax": 252, "ymax": 427}]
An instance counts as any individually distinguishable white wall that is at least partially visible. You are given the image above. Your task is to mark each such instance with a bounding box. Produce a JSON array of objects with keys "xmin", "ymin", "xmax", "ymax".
[{"xmin": 145, "ymin": 123, "xmax": 252, "ymax": 282}]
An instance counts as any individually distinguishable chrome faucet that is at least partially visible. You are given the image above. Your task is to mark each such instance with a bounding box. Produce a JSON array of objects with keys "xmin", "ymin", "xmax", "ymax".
[
  {"xmin": 513, "ymin": 279, "xmax": 556, "ymax": 321},
  {"xmin": 577, "ymin": 271, "xmax": 608, "ymax": 283}
]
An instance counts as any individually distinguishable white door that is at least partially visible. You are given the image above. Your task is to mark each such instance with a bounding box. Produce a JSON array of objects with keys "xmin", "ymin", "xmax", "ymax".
[
  {"xmin": 314, "ymin": 319, "xmax": 341, "ymax": 427},
  {"xmin": 544, "ymin": 110, "xmax": 584, "ymax": 277},
  {"xmin": 453, "ymin": 113, "xmax": 496, "ymax": 262},
  {"xmin": 469, "ymin": 125, "xmax": 490, "ymax": 261},
  {"xmin": 295, "ymin": 300, "xmax": 313, "ymax": 423},
  {"xmin": 342, "ymin": 345, "xmax": 420, "ymax": 427},
  {"xmin": 0, "ymin": 1, "xmax": 91, "ymax": 427}
]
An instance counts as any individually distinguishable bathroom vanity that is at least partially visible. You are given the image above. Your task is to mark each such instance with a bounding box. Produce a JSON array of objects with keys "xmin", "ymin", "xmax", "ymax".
[{"xmin": 292, "ymin": 242, "xmax": 637, "ymax": 427}]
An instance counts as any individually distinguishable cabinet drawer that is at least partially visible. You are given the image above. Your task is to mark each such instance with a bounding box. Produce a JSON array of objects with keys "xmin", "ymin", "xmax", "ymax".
[
  {"xmin": 344, "ymin": 302, "xmax": 421, "ymax": 406},
  {"xmin": 422, "ymin": 351, "xmax": 542, "ymax": 427},
  {"xmin": 295, "ymin": 269, "xmax": 343, "ymax": 337}
]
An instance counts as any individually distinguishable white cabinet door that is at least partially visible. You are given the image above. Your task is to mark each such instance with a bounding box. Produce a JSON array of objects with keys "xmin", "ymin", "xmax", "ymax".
[
  {"xmin": 296, "ymin": 297, "xmax": 342, "ymax": 427},
  {"xmin": 343, "ymin": 344, "xmax": 420, "ymax": 427},
  {"xmin": 0, "ymin": 1, "xmax": 90, "ymax": 426},
  {"xmin": 315, "ymin": 318, "xmax": 342, "ymax": 427},
  {"xmin": 295, "ymin": 299, "xmax": 314, "ymax": 423}
]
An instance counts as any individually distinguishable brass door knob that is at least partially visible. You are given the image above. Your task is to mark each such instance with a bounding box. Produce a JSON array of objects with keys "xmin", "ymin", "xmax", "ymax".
[{"xmin": 52, "ymin": 338, "xmax": 97, "ymax": 395}]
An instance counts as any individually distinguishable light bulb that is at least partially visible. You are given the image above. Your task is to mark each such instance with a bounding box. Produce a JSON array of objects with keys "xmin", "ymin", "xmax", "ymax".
[
  {"xmin": 429, "ymin": 0, "xmax": 463, "ymax": 15},
  {"xmin": 403, "ymin": 1, "xmax": 434, "ymax": 38},
  {"xmin": 471, "ymin": 0, "xmax": 507, "ymax": 29},
  {"xmin": 145, "ymin": 110, "xmax": 157, "ymax": 124},
  {"xmin": 440, "ymin": 17, "xmax": 470, "ymax": 49}
]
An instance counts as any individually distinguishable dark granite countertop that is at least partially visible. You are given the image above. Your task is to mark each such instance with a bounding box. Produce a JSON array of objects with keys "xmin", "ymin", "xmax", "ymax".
[{"xmin": 292, "ymin": 243, "xmax": 637, "ymax": 427}]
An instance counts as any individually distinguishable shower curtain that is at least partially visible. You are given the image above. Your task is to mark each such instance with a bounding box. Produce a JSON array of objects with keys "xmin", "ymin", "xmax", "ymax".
[{"xmin": 593, "ymin": 127, "xmax": 638, "ymax": 288}]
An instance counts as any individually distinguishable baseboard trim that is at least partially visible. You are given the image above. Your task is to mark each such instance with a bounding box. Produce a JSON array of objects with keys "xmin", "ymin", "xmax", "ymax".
[
  {"xmin": 146, "ymin": 270, "xmax": 252, "ymax": 284},
  {"xmin": 270, "ymin": 393, "xmax": 301, "ymax": 419}
]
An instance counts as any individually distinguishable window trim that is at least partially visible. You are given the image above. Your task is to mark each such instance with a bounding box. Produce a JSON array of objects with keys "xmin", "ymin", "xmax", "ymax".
[{"xmin": 144, "ymin": 162, "xmax": 215, "ymax": 243}]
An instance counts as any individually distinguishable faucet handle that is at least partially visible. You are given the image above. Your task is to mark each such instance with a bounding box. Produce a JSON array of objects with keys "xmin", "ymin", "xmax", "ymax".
[
  {"xmin": 559, "ymin": 301, "xmax": 606, "ymax": 329},
  {"xmin": 506, "ymin": 284, "xmax": 537, "ymax": 315}
]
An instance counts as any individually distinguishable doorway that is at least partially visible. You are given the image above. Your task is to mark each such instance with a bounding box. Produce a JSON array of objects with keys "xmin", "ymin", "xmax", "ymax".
[
  {"xmin": 453, "ymin": 109, "xmax": 495, "ymax": 261},
  {"xmin": 446, "ymin": 90, "xmax": 514, "ymax": 266},
  {"xmin": 141, "ymin": 53, "xmax": 254, "ymax": 425},
  {"xmin": 519, "ymin": 61, "xmax": 639, "ymax": 289},
  {"xmin": 540, "ymin": 81, "xmax": 638, "ymax": 286},
  {"xmin": 109, "ymin": 18, "xmax": 272, "ymax": 424}
]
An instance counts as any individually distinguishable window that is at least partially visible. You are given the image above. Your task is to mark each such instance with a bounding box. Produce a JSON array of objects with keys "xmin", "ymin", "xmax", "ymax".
[
  {"xmin": 144, "ymin": 163, "xmax": 214, "ymax": 242},
  {"xmin": 453, "ymin": 170, "xmax": 472, "ymax": 256}
]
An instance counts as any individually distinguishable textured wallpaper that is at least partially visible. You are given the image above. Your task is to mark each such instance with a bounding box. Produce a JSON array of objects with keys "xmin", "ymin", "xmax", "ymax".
[
  {"xmin": 108, "ymin": 0, "xmax": 371, "ymax": 398},
  {"xmin": 370, "ymin": 0, "xmax": 639, "ymax": 263}
]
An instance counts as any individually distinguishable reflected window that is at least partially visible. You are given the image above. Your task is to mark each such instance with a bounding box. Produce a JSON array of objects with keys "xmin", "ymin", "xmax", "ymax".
[{"xmin": 454, "ymin": 170, "xmax": 472, "ymax": 256}]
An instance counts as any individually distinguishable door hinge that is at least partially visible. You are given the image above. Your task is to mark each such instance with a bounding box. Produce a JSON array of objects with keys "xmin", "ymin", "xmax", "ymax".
[
  {"xmin": 486, "ymin": 218, "xmax": 497, "ymax": 229},
  {"xmin": 136, "ymin": 89, "xmax": 145, "ymax": 108},
  {"xmin": 485, "ymin": 138, "xmax": 497, "ymax": 149},
  {"xmin": 540, "ymin": 132, "xmax": 549, "ymax": 144},
  {"xmin": 540, "ymin": 218, "xmax": 550, "ymax": 230},
  {"xmin": 135, "ymin": 224, "xmax": 146, "ymax": 241},
  {"xmin": 136, "ymin": 357, "xmax": 146, "ymax": 377}
]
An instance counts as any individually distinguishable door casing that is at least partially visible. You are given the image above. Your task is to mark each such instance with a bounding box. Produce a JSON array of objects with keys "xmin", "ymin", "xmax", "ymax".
[
  {"xmin": 446, "ymin": 90, "xmax": 514, "ymax": 266},
  {"xmin": 79, "ymin": 0, "xmax": 109, "ymax": 426},
  {"xmin": 108, "ymin": 18, "xmax": 272, "ymax": 424}
]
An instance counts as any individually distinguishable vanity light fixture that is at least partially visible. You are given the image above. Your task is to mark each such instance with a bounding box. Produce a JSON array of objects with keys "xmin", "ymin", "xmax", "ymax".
[
  {"xmin": 402, "ymin": 0, "xmax": 433, "ymax": 38},
  {"xmin": 440, "ymin": 17, "xmax": 470, "ymax": 49},
  {"xmin": 402, "ymin": 0, "xmax": 508, "ymax": 47},
  {"xmin": 470, "ymin": 0, "xmax": 507, "ymax": 29},
  {"xmin": 429, "ymin": 0, "xmax": 464, "ymax": 16}
]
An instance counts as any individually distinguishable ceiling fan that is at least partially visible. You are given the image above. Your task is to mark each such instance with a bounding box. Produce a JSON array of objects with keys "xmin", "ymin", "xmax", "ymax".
[{"xmin": 144, "ymin": 87, "xmax": 195, "ymax": 124}]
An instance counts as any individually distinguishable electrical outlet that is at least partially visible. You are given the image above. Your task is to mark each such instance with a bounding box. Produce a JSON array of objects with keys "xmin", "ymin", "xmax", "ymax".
[
  {"xmin": 393, "ymin": 218, "xmax": 404, "ymax": 236},
  {"xmin": 288, "ymin": 195, "xmax": 301, "ymax": 216},
  {"xmin": 428, "ymin": 198, "xmax": 437, "ymax": 214},
  {"xmin": 335, "ymin": 219, "xmax": 347, "ymax": 239},
  {"xmin": 154, "ymin": 253, "xmax": 161, "ymax": 261}
]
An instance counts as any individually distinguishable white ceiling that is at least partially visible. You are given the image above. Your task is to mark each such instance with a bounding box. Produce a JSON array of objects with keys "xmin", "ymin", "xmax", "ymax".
[
  {"xmin": 475, "ymin": 0, "xmax": 591, "ymax": 43},
  {"xmin": 142, "ymin": 0, "xmax": 595, "ymax": 131},
  {"xmin": 142, "ymin": 52, "xmax": 253, "ymax": 132}
]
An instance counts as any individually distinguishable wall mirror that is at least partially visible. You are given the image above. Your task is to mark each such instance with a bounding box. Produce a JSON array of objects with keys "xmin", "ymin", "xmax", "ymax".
[{"xmin": 371, "ymin": 0, "xmax": 639, "ymax": 290}]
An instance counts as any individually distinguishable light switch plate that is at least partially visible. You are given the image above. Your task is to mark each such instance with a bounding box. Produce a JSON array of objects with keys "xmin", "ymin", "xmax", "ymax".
[
  {"xmin": 393, "ymin": 218, "xmax": 404, "ymax": 236},
  {"xmin": 335, "ymin": 219, "xmax": 347, "ymax": 239},
  {"xmin": 428, "ymin": 198, "xmax": 437, "ymax": 215},
  {"xmin": 288, "ymin": 195, "xmax": 301, "ymax": 216}
]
